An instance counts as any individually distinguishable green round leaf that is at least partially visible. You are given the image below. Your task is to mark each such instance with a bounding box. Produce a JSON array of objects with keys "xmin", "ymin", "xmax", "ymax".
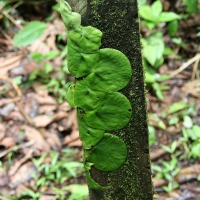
[
  {"xmin": 75, "ymin": 80, "xmax": 106, "ymax": 110},
  {"xmin": 68, "ymin": 26, "xmax": 102, "ymax": 53},
  {"xmin": 86, "ymin": 133, "xmax": 127, "ymax": 171},
  {"xmin": 68, "ymin": 41, "xmax": 99, "ymax": 77},
  {"xmin": 60, "ymin": 0, "xmax": 81, "ymax": 30},
  {"xmin": 66, "ymin": 84, "xmax": 76, "ymax": 108},
  {"xmin": 81, "ymin": 92, "xmax": 132, "ymax": 130},
  {"xmin": 77, "ymin": 110, "xmax": 104, "ymax": 149},
  {"xmin": 84, "ymin": 48, "xmax": 132, "ymax": 92}
]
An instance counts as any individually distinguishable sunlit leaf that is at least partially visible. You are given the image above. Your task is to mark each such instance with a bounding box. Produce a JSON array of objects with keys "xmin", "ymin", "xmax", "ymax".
[{"xmin": 13, "ymin": 21, "xmax": 47, "ymax": 47}]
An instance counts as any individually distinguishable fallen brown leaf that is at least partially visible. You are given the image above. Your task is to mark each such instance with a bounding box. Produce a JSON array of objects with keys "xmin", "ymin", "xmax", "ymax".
[
  {"xmin": 0, "ymin": 137, "xmax": 16, "ymax": 148},
  {"xmin": 53, "ymin": 110, "xmax": 68, "ymax": 122},
  {"xmin": 152, "ymin": 177, "xmax": 167, "ymax": 188},
  {"xmin": 33, "ymin": 115, "xmax": 54, "ymax": 127},
  {"xmin": 58, "ymin": 102, "xmax": 71, "ymax": 112},
  {"xmin": 27, "ymin": 93, "xmax": 57, "ymax": 105},
  {"xmin": 9, "ymin": 161, "xmax": 36, "ymax": 189},
  {"xmin": 22, "ymin": 125, "xmax": 50, "ymax": 153},
  {"xmin": 45, "ymin": 130, "xmax": 61, "ymax": 150},
  {"xmin": 175, "ymin": 164, "xmax": 200, "ymax": 183},
  {"xmin": 67, "ymin": 139, "xmax": 82, "ymax": 147},
  {"xmin": 0, "ymin": 123, "xmax": 6, "ymax": 141},
  {"xmin": 63, "ymin": 130, "xmax": 80, "ymax": 145},
  {"xmin": 181, "ymin": 79, "xmax": 200, "ymax": 98},
  {"xmin": 0, "ymin": 168, "xmax": 9, "ymax": 187},
  {"xmin": 39, "ymin": 104, "xmax": 57, "ymax": 114},
  {"xmin": 7, "ymin": 111, "xmax": 24, "ymax": 121},
  {"xmin": 0, "ymin": 54, "xmax": 23, "ymax": 76}
]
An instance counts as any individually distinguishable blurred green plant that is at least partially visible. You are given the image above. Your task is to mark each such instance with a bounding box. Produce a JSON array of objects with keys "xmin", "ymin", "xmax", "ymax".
[
  {"xmin": 181, "ymin": 0, "xmax": 199, "ymax": 14},
  {"xmin": 11, "ymin": 149, "xmax": 88, "ymax": 200},
  {"xmin": 13, "ymin": 21, "xmax": 47, "ymax": 47},
  {"xmin": 139, "ymin": 0, "xmax": 180, "ymax": 30},
  {"xmin": 27, "ymin": 50, "xmax": 72, "ymax": 103}
]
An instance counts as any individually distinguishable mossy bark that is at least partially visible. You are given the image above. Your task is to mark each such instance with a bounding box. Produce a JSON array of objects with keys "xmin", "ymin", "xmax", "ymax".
[{"xmin": 80, "ymin": 0, "xmax": 154, "ymax": 199}]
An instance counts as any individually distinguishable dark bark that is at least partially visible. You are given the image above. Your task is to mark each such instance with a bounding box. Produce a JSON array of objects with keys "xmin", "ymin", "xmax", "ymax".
[{"xmin": 80, "ymin": 0, "xmax": 154, "ymax": 199}]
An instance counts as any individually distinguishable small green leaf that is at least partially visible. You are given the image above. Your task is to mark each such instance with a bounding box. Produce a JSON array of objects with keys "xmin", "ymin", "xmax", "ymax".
[
  {"xmin": 159, "ymin": 12, "xmax": 180, "ymax": 22},
  {"xmin": 13, "ymin": 21, "xmax": 47, "ymax": 47},
  {"xmin": 192, "ymin": 125, "xmax": 200, "ymax": 138},
  {"xmin": 148, "ymin": 126, "xmax": 156, "ymax": 146},
  {"xmin": 86, "ymin": 133, "xmax": 127, "ymax": 171},
  {"xmin": 172, "ymin": 37, "xmax": 186, "ymax": 48},
  {"xmin": 182, "ymin": 0, "xmax": 198, "ymax": 14},
  {"xmin": 145, "ymin": 72, "xmax": 156, "ymax": 83},
  {"xmin": 143, "ymin": 45, "xmax": 157, "ymax": 66},
  {"xmin": 139, "ymin": 5, "xmax": 157, "ymax": 23},
  {"xmin": 151, "ymin": 0, "xmax": 162, "ymax": 17},
  {"xmin": 156, "ymin": 75, "xmax": 172, "ymax": 82},
  {"xmin": 66, "ymin": 84, "xmax": 76, "ymax": 108},
  {"xmin": 60, "ymin": 0, "xmax": 81, "ymax": 30},
  {"xmin": 183, "ymin": 116, "xmax": 193, "ymax": 128},
  {"xmin": 168, "ymin": 102, "xmax": 188, "ymax": 114},
  {"xmin": 168, "ymin": 116, "xmax": 179, "ymax": 125},
  {"xmin": 167, "ymin": 20, "xmax": 179, "ymax": 37}
]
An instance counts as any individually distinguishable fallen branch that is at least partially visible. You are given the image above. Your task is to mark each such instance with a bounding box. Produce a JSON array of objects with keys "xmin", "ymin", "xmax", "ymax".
[{"xmin": 171, "ymin": 54, "xmax": 200, "ymax": 77}]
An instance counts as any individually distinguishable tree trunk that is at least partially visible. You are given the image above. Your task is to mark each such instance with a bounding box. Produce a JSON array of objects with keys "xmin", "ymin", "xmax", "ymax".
[{"xmin": 79, "ymin": 0, "xmax": 154, "ymax": 199}]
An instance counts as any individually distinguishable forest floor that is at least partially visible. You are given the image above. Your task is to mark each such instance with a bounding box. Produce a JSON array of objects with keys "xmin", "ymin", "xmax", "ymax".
[{"xmin": 0, "ymin": 0, "xmax": 200, "ymax": 200}]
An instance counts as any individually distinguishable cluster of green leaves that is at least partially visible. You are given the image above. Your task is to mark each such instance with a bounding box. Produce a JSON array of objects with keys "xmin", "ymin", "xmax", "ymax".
[
  {"xmin": 151, "ymin": 101, "xmax": 200, "ymax": 194},
  {"xmin": 7, "ymin": 149, "xmax": 88, "ymax": 200},
  {"xmin": 139, "ymin": 0, "xmax": 199, "ymax": 100}
]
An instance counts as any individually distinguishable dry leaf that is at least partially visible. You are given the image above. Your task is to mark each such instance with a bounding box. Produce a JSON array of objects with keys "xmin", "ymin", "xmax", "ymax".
[
  {"xmin": 0, "ymin": 137, "xmax": 16, "ymax": 148},
  {"xmin": 53, "ymin": 110, "xmax": 68, "ymax": 122},
  {"xmin": 0, "ymin": 123, "xmax": 6, "ymax": 141},
  {"xmin": 9, "ymin": 161, "xmax": 36, "ymax": 189},
  {"xmin": 181, "ymin": 79, "xmax": 200, "ymax": 97},
  {"xmin": 67, "ymin": 139, "xmax": 82, "ymax": 147},
  {"xmin": 7, "ymin": 111, "xmax": 24, "ymax": 121},
  {"xmin": 39, "ymin": 104, "xmax": 57, "ymax": 114},
  {"xmin": 22, "ymin": 125, "xmax": 50, "ymax": 152},
  {"xmin": 33, "ymin": 115, "xmax": 54, "ymax": 127},
  {"xmin": 0, "ymin": 103, "xmax": 15, "ymax": 117},
  {"xmin": 63, "ymin": 130, "xmax": 80, "ymax": 145},
  {"xmin": 27, "ymin": 93, "xmax": 57, "ymax": 105},
  {"xmin": 175, "ymin": 164, "xmax": 200, "ymax": 183},
  {"xmin": 58, "ymin": 102, "xmax": 71, "ymax": 112},
  {"xmin": 45, "ymin": 130, "xmax": 61, "ymax": 150},
  {"xmin": 0, "ymin": 54, "xmax": 23, "ymax": 75},
  {"xmin": 0, "ymin": 168, "xmax": 9, "ymax": 187}
]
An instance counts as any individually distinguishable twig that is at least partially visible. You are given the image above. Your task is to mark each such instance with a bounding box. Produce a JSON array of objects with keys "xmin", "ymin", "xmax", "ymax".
[
  {"xmin": 171, "ymin": 54, "xmax": 200, "ymax": 77},
  {"xmin": 0, "ymin": 140, "xmax": 35, "ymax": 158},
  {"xmin": 191, "ymin": 55, "xmax": 200, "ymax": 80},
  {"xmin": 0, "ymin": 27, "xmax": 13, "ymax": 45},
  {"xmin": 8, "ymin": 91, "xmax": 34, "ymax": 125},
  {"xmin": 0, "ymin": 75, "xmax": 22, "ymax": 101},
  {"xmin": 2, "ymin": 10, "xmax": 23, "ymax": 30}
]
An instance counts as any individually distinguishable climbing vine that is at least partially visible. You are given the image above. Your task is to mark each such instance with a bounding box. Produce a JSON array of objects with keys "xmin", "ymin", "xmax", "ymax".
[{"xmin": 60, "ymin": 0, "xmax": 132, "ymax": 189}]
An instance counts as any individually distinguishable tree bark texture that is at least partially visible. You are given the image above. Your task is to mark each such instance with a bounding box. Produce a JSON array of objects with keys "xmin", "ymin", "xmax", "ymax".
[{"xmin": 76, "ymin": 0, "xmax": 154, "ymax": 199}]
